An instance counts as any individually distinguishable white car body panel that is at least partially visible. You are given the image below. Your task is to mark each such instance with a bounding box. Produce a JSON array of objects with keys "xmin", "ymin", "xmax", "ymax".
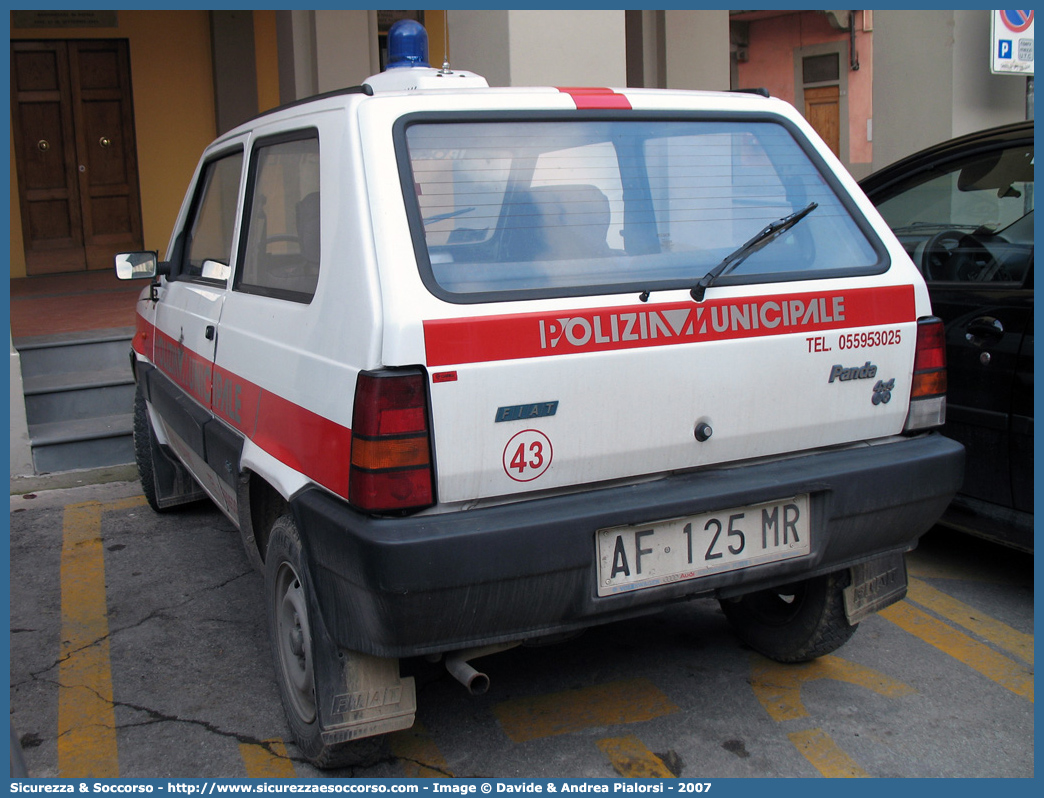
[{"xmin": 137, "ymin": 80, "xmax": 932, "ymax": 511}]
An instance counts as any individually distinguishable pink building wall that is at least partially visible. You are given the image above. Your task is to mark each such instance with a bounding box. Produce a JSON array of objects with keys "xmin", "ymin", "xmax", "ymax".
[{"xmin": 736, "ymin": 11, "xmax": 873, "ymax": 166}]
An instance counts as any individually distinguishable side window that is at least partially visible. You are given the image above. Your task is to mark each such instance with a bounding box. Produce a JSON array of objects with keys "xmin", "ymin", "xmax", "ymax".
[
  {"xmin": 875, "ymin": 144, "xmax": 1034, "ymax": 284},
  {"xmin": 236, "ymin": 133, "xmax": 321, "ymax": 302},
  {"xmin": 182, "ymin": 152, "xmax": 244, "ymax": 281}
]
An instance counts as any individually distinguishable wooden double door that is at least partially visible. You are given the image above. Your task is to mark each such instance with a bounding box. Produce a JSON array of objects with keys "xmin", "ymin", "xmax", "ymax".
[{"xmin": 11, "ymin": 40, "xmax": 143, "ymax": 274}]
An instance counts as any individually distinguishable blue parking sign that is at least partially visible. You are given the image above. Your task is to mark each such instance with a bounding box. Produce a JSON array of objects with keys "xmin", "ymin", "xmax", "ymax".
[{"xmin": 992, "ymin": 9, "xmax": 1034, "ymax": 74}]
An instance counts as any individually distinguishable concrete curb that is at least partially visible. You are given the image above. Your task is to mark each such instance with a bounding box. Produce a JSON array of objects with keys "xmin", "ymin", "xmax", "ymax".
[{"xmin": 10, "ymin": 463, "xmax": 140, "ymax": 496}]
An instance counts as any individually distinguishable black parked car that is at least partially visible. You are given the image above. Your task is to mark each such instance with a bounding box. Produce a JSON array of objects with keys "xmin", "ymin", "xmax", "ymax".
[{"xmin": 861, "ymin": 121, "xmax": 1033, "ymax": 551}]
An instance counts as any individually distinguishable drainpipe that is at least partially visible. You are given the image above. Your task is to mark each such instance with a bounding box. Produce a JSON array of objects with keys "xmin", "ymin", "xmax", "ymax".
[{"xmin": 849, "ymin": 11, "xmax": 860, "ymax": 71}]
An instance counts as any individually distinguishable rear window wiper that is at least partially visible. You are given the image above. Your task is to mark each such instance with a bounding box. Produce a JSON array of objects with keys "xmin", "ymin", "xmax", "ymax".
[{"xmin": 690, "ymin": 201, "xmax": 817, "ymax": 302}]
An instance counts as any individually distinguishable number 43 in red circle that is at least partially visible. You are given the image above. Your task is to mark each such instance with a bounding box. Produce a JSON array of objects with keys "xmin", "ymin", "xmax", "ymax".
[{"xmin": 502, "ymin": 429, "xmax": 553, "ymax": 482}]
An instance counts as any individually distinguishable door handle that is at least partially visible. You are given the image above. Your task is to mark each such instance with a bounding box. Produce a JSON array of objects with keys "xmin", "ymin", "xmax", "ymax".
[
  {"xmin": 205, "ymin": 325, "xmax": 215, "ymax": 341},
  {"xmin": 965, "ymin": 316, "xmax": 1003, "ymax": 341}
]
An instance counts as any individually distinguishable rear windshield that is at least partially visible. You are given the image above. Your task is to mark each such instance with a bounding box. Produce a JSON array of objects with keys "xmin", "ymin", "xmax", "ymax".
[{"xmin": 402, "ymin": 116, "xmax": 884, "ymax": 301}]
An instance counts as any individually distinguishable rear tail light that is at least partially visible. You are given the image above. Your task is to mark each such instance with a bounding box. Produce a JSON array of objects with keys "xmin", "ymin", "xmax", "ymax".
[
  {"xmin": 349, "ymin": 369, "xmax": 435, "ymax": 513},
  {"xmin": 904, "ymin": 317, "xmax": 947, "ymax": 432}
]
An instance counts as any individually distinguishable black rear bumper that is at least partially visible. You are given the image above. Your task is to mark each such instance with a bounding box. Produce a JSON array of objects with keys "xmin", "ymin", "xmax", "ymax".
[{"xmin": 291, "ymin": 433, "xmax": 964, "ymax": 658}]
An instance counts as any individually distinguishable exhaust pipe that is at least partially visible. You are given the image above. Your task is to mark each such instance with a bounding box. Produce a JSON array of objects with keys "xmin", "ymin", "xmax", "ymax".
[
  {"xmin": 444, "ymin": 643, "xmax": 519, "ymax": 695},
  {"xmin": 445, "ymin": 656, "xmax": 490, "ymax": 695}
]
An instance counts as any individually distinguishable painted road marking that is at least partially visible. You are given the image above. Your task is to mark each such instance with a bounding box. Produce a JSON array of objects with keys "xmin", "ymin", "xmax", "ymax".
[
  {"xmin": 879, "ymin": 601, "xmax": 1034, "ymax": 702},
  {"xmin": 58, "ymin": 496, "xmax": 146, "ymax": 778},
  {"xmin": 494, "ymin": 678, "xmax": 678, "ymax": 743},
  {"xmin": 596, "ymin": 735, "xmax": 676, "ymax": 778},
  {"xmin": 906, "ymin": 577, "xmax": 1033, "ymax": 665},
  {"xmin": 750, "ymin": 654, "xmax": 915, "ymax": 722},
  {"xmin": 750, "ymin": 656, "xmax": 912, "ymax": 778},
  {"xmin": 787, "ymin": 728, "xmax": 869, "ymax": 778},
  {"xmin": 239, "ymin": 739, "xmax": 296, "ymax": 778},
  {"xmin": 389, "ymin": 721, "xmax": 454, "ymax": 777}
]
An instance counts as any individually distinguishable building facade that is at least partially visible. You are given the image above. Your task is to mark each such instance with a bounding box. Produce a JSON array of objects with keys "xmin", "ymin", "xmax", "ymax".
[{"xmin": 9, "ymin": 8, "xmax": 1030, "ymax": 281}]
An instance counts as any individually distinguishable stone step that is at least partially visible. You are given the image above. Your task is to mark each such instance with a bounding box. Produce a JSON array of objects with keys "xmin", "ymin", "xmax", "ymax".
[
  {"xmin": 22, "ymin": 368, "xmax": 136, "ymax": 427},
  {"xmin": 15, "ymin": 328, "xmax": 134, "ymax": 379},
  {"xmin": 14, "ymin": 328, "xmax": 137, "ymax": 474},
  {"xmin": 29, "ymin": 414, "xmax": 135, "ymax": 474}
]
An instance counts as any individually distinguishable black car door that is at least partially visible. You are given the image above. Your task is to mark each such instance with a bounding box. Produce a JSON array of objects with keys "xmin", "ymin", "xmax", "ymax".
[
  {"xmin": 930, "ymin": 275, "xmax": 1031, "ymax": 508},
  {"xmin": 866, "ymin": 133, "xmax": 1034, "ymax": 514},
  {"xmin": 1009, "ymin": 266, "xmax": 1033, "ymax": 514}
]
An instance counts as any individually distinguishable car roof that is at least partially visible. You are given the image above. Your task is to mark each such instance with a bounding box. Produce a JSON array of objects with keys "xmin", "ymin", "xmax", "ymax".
[
  {"xmin": 860, "ymin": 120, "xmax": 1034, "ymax": 197},
  {"xmin": 211, "ymin": 74, "xmax": 788, "ymax": 149}
]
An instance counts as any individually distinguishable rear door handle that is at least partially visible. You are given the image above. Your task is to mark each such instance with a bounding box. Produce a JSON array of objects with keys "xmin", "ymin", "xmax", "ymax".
[
  {"xmin": 965, "ymin": 316, "xmax": 1003, "ymax": 341},
  {"xmin": 205, "ymin": 325, "xmax": 216, "ymax": 341}
]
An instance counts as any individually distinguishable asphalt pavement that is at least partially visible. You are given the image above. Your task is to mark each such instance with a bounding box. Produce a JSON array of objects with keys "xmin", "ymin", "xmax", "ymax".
[{"xmin": 8, "ymin": 479, "xmax": 1035, "ymax": 779}]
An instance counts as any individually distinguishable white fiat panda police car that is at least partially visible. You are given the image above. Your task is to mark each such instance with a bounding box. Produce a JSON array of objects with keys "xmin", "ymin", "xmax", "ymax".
[{"xmin": 117, "ymin": 21, "xmax": 963, "ymax": 767}]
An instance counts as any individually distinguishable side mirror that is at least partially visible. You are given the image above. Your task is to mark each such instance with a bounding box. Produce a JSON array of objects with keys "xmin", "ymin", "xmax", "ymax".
[
  {"xmin": 200, "ymin": 259, "xmax": 231, "ymax": 282},
  {"xmin": 115, "ymin": 251, "xmax": 170, "ymax": 280}
]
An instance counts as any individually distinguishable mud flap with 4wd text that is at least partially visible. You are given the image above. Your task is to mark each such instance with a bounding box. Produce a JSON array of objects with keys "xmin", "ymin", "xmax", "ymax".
[
  {"xmin": 307, "ymin": 588, "xmax": 417, "ymax": 745},
  {"xmin": 843, "ymin": 552, "xmax": 908, "ymax": 624},
  {"xmin": 134, "ymin": 372, "xmax": 205, "ymax": 511},
  {"xmin": 149, "ymin": 443, "xmax": 207, "ymax": 509}
]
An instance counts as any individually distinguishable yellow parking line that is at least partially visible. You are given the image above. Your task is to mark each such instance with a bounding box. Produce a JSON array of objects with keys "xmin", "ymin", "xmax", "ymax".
[
  {"xmin": 494, "ymin": 678, "xmax": 678, "ymax": 743},
  {"xmin": 389, "ymin": 721, "xmax": 454, "ymax": 777},
  {"xmin": 596, "ymin": 735, "xmax": 676, "ymax": 778},
  {"xmin": 879, "ymin": 601, "xmax": 1033, "ymax": 702},
  {"xmin": 239, "ymin": 739, "xmax": 297, "ymax": 778},
  {"xmin": 787, "ymin": 728, "xmax": 869, "ymax": 778},
  {"xmin": 750, "ymin": 654, "xmax": 915, "ymax": 722},
  {"xmin": 906, "ymin": 578, "xmax": 1033, "ymax": 665},
  {"xmin": 58, "ymin": 497, "xmax": 145, "ymax": 778}
]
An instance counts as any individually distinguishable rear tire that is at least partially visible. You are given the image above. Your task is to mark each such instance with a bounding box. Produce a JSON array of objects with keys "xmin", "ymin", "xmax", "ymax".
[
  {"xmin": 719, "ymin": 570, "xmax": 857, "ymax": 663},
  {"xmin": 265, "ymin": 515, "xmax": 383, "ymax": 769}
]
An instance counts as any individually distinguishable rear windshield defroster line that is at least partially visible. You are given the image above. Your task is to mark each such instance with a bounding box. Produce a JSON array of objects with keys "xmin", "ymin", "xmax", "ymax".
[{"xmin": 395, "ymin": 111, "xmax": 889, "ymax": 304}]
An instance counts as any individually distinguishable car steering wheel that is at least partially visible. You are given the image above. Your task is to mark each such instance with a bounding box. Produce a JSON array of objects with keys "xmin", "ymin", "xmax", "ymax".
[{"xmin": 922, "ymin": 229, "xmax": 1004, "ymax": 282}]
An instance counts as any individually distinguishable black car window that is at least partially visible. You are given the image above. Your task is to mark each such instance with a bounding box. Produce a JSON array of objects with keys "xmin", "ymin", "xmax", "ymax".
[{"xmin": 875, "ymin": 144, "xmax": 1034, "ymax": 285}]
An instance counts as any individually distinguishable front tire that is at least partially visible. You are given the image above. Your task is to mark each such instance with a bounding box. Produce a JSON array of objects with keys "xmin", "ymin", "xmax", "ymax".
[
  {"xmin": 719, "ymin": 570, "xmax": 857, "ymax": 663},
  {"xmin": 265, "ymin": 515, "xmax": 382, "ymax": 769}
]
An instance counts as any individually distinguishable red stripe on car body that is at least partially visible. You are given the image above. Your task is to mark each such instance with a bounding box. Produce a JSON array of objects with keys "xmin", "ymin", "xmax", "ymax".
[
  {"xmin": 423, "ymin": 286, "xmax": 916, "ymax": 367},
  {"xmin": 557, "ymin": 87, "xmax": 632, "ymax": 110},
  {"xmin": 144, "ymin": 319, "xmax": 353, "ymax": 498}
]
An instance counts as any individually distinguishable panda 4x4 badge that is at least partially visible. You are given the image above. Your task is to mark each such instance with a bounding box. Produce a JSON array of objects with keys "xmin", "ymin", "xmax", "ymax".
[
  {"xmin": 826, "ymin": 361, "xmax": 893, "ymax": 405},
  {"xmin": 872, "ymin": 379, "xmax": 895, "ymax": 405}
]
